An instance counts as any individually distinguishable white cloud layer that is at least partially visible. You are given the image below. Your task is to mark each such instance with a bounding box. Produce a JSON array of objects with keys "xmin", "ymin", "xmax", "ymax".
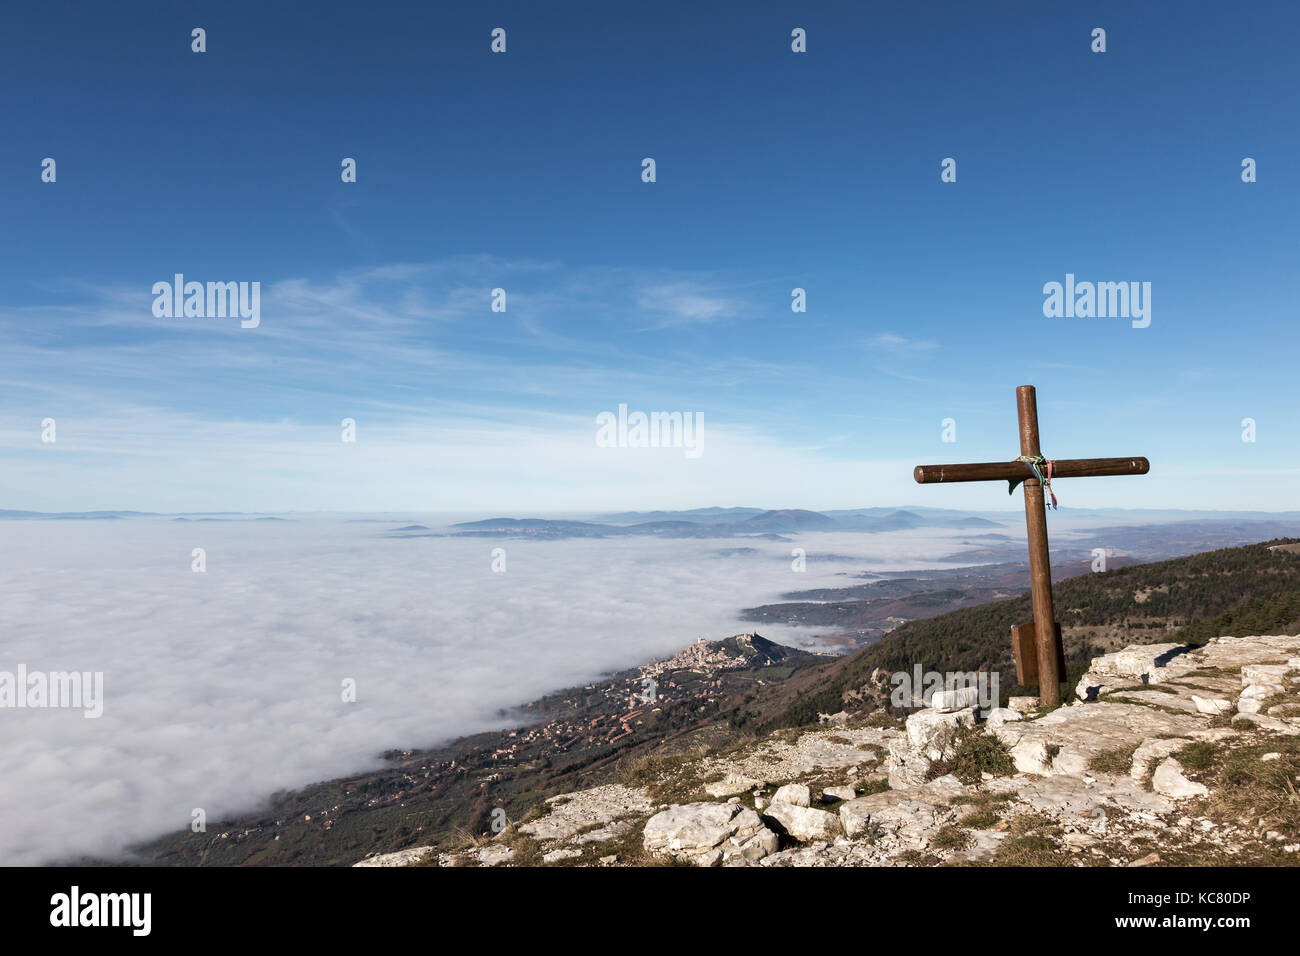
[{"xmin": 0, "ymin": 517, "xmax": 989, "ymax": 866}]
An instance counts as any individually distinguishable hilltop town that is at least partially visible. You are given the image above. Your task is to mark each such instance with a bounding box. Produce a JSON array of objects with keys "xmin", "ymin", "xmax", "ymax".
[
  {"xmin": 477, "ymin": 633, "xmax": 814, "ymax": 757},
  {"xmin": 128, "ymin": 632, "xmax": 822, "ymax": 866}
]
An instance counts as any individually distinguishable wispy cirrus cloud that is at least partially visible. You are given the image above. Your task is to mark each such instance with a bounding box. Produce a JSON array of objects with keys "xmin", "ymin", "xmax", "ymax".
[
  {"xmin": 0, "ymin": 257, "xmax": 984, "ymax": 512},
  {"xmin": 634, "ymin": 280, "xmax": 747, "ymax": 328},
  {"xmin": 867, "ymin": 331, "xmax": 938, "ymax": 352}
]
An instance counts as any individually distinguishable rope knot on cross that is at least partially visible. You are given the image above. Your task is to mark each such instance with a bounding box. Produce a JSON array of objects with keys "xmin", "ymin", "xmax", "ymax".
[{"xmin": 913, "ymin": 385, "xmax": 1149, "ymax": 707}]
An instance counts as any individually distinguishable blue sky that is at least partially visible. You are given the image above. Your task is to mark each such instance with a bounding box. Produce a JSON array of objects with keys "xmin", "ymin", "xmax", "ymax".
[{"xmin": 1, "ymin": 1, "xmax": 1296, "ymax": 512}]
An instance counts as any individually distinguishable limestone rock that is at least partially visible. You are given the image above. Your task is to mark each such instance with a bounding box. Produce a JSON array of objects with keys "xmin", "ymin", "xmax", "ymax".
[
  {"xmin": 1230, "ymin": 712, "xmax": 1300, "ymax": 735},
  {"xmin": 705, "ymin": 773, "xmax": 765, "ymax": 798},
  {"xmin": 1242, "ymin": 664, "xmax": 1290, "ymax": 687},
  {"xmin": 1130, "ymin": 737, "xmax": 1192, "ymax": 783},
  {"xmin": 985, "ymin": 707, "xmax": 1022, "ymax": 730},
  {"xmin": 822, "ymin": 785, "xmax": 857, "ymax": 802},
  {"xmin": 643, "ymin": 802, "xmax": 778, "ymax": 866},
  {"xmin": 926, "ymin": 774, "xmax": 967, "ymax": 799},
  {"xmin": 949, "ymin": 828, "xmax": 1007, "ymax": 864},
  {"xmin": 476, "ymin": 845, "xmax": 515, "ymax": 866},
  {"xmin": 1151, "ymin": 758, "xmax": 1209, "ymax": 799},
  {"xmin": 1240, "ymin": 682, "xmax": 1285, "ymax": 701},
  {"xmin": 1187, "ymin": 727, "xmax": 1241, "ymax": 743},
  {"xmin": 886, "ymin": 736, "xmax": 932, "ymax": 790},
  {"xmin": 718, "ymin": 808, "xmax": 779, "ymax": 863},
  {"xmin": 839, "ymin": 791, "xmax": 894, "ymax": 839},
  {"xmin": 993, "ymin": 701, "xmax": 1200, "ymax": 777},
  {"xmin": 1007, "ymin": 738, "xmax": 1053, "ymax": 775},
  {"xmin": 985, "ymin": 771, "xmax": 1173, "ymax": 820},
  {"xmin": 906, "ymin": 707, "xmax": 976, "ymax": 760},
  {"xmin": 1190, "ymin": 695, "xmax": 1232, "ymax": 716},
  {"xmin": 771, "ymin": 783, "xmax": 812, "ymax": 807},
  {"xmin": 725, "ymin": 827, "xmax": 779, "ymax": 863},
  {"xmin": 838, "ymin": 790, "xmax": 948, "ymax": 849},
  {"xmin": 1008, "ymin": 696, "xmax": 1040, "ymax": 714},
  {"xmin": 643, "ymin": 802, "xmax": 741, "ymax": 865},
  {"xmin": 573, "ymin": 820, "xmax": 633, "ymax": 845},
  {"xmin": 929, "ymin": 685, "xmax": 982, "ymax": 712},
  {"xmin": 520, "ymin": 785, "xmax": 653, "ymax": 843},
  {"xmin": 353, "ymin": 845, "xmax": 436, "ymax": 867},
  {"xmin": 1127, "ymin": 852, "xmax": 1161, "ymax": 867},
  {"xmin": 764, "ymin": 802, "xmax": 843, "ymax": 842},
  {"xmin": 695, "ymin": 726, "xmax": 898, "ymax": 789},
  {"xmin": 542, "ymin": 847, "xmax": 582, "ymax": 864},
  {"xmin": 1074, "ymin": 642, "xmax": 1190, "ymax": 700}
]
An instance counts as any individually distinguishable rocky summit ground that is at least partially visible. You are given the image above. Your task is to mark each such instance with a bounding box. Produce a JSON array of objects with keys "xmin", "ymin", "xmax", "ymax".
[{"xmin": 355, "ymin": 633, "xmax": 1300, "ymax": 868}]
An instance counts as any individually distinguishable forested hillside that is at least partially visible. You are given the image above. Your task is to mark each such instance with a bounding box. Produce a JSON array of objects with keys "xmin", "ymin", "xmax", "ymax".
[{"xmin": 761, "ymin": 539, "xmax": 1300, "ymax": 729}]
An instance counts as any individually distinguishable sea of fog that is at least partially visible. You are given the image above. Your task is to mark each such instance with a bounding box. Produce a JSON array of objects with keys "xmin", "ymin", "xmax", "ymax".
[{"xmin": 0, "ymin": 514, "xmax": 1103, "ymax": 865}]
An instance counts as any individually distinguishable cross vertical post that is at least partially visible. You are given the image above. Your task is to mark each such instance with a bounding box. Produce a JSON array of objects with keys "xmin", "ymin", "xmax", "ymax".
[
  {"xmin": 1016, "ymin": 385, "xmax": 1061, "ymax": 706},
  {"xmin": 912, "ymin": 386, "xmax": 1149, "ymax": 711}
]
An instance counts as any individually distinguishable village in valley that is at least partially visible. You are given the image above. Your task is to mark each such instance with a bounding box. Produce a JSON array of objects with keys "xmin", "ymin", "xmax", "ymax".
[{"xmin": 480, "ymin": 633, "xmax": 812, "ymax": 765}]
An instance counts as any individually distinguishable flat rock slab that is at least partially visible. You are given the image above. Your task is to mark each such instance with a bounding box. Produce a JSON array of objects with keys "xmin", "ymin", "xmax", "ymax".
[
  {"xmin": 643, "ymin": 802, "xmax": 742, "ymax": 856},
  {"xmin": 1075, "ymin": 643, "xmax": 1192, "ymax": 700},
  {"xmin": 573, "ymin": 820, "xmax": 635, "ymax": 845},
  {"xmin": 1075, "ymin": 635, "xmax": 1300, "ymax": 702},
  {"xmin": 949, "ymin": 829, "xmax": 1007, "ymax": 864},
  {"xmin": 643, "ymin": 803, "xmax": 776, "ymax": 866},
  {"xmin": 1195, "ymin": 635, "xmax": 1300, "ymax": 670},
  {"xmin": 353, "ymin": 845, "xmax": 436, "ymax": 867},
  {"xmin": 838, "ymin": 786, "xmax": 956, "ymax": 846},
  {"xmin": 987, "ymin": 768, "xmax": 1174, "ymax": 820},
  {"xmin": 993, "ymin": 702, "xmax": 1203, "ymax": 776},
  {"xmin": 519, "ymin": 784, "xmax": 653, "ymax": 843},
  {"xmin": 1110, "ymin": 689, "xmax": 1205, "ymax": 714},
  {"xmin": 704, "ymin": 774, "xmax": 765, "ymax": 798},
  {"xmin": 542, "ymin": 847, "xmax": 583, "ymax": 864},
  {"xmin": 1162, "ymin": 674, "xmax": 1241, "ymax": 695},
  {"xmin": 696, "ymin": 727, "xmax": 899, "ymax": 784},
  {"xmin": 764, "ymin": 802, "xmax": 843, "ymax": 842}
]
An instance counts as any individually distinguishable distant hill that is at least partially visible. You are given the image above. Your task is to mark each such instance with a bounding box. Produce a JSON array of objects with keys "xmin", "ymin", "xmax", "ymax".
[
  {"xmin": 715, "ymin": 632, "xmax": 814, "ymax": 664},
  {"xmin": 0, "ymin": 510, "xmax": 150, "ymax": 520},
  {"xmin": 740, "ymin": 509, "xmax": 840, "ymax": 532},
  {"xmin": 437, "ymin": 508, "xmax": 1007, "ymax": 540},
  {"xmin": 601, "ymin": 507, "xmax": 766, "ymax": 525}
]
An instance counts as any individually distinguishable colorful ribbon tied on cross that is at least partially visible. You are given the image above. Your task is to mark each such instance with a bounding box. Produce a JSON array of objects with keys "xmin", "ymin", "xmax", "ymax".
[{"xmin": 1017, "ymin": 455, "xmax": 1058, "ymax": 509}]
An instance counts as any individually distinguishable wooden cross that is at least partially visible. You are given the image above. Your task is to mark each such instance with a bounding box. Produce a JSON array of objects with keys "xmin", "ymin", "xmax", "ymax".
[{"xmin": 913, "ymin": 385, "xmax": 1149, "ymax": 707}]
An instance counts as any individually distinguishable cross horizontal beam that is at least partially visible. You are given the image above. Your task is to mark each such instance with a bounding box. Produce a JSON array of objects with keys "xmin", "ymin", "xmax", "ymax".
[{"xmin": 913, "ymin": 456, "xmax": 1149, "ymax": 485}]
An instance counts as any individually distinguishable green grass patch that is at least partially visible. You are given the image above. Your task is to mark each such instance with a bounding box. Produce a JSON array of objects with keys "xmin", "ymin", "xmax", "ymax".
[
  {"xmin": 926, "ymin": 728, "xmax": 1016, "ymax": 784},
  {"xmin": 1088, "ymin": 742, "xmax": 1140, "ymax": 775},
  {"xmin": 958, "ymin": 809, "xmax": 1000, "ymax": 829},
  {"xmin": 997, "ymin": 833, "xmax": 1063, "ymax": 866},
  {"xmin": 855, "ymin": 777, "xmax": 890, "ymax": 797},
  {"xmin": 930, "ymin": 825, "xmax": 971, "ymax": 851}
]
